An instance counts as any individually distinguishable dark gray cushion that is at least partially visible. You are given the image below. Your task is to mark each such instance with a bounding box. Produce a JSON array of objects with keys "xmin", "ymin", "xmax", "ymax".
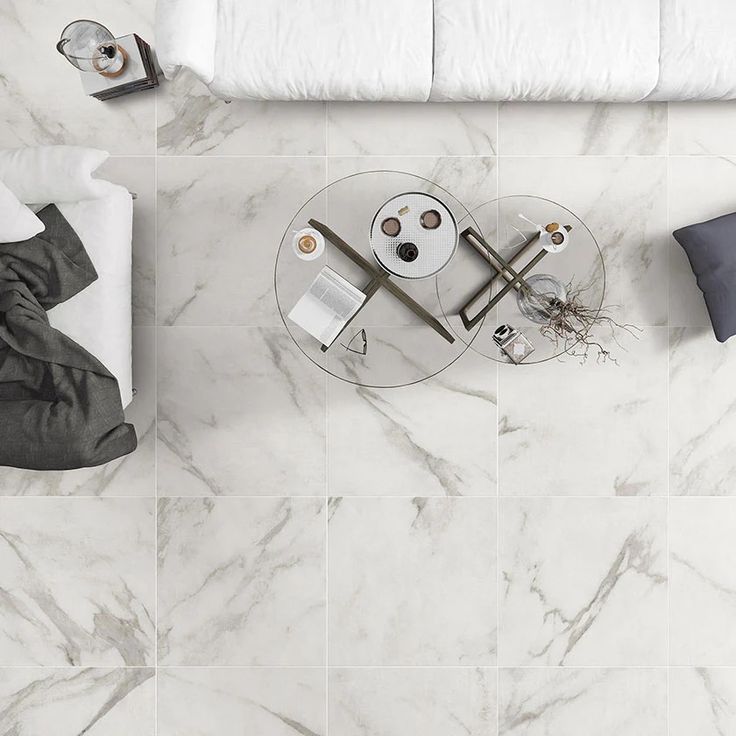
[{"xmin": 673, "ymin": 211, "xmax": 736, "ymax": 343}]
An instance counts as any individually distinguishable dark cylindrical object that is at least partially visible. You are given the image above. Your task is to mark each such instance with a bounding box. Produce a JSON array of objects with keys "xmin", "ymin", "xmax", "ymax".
[{"xmin": 397, "ymin": 242, "xmax": 419, "ymax": 262}]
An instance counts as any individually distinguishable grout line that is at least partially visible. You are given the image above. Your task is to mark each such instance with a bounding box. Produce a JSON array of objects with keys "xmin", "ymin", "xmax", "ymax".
[
  {"xmin": 1, "ymin": 493, "xmax": 708, "ymax": 499},
  {"xmin": 324, "ymin": 137, "xmax": 330, "ymax": 736},
  {"xmin": 495, "ymin": 103, "xmax": 502, "ymax": 734},
  {"xmin": 665, "ymin": 112, "xmax": 671, "ymax": 736},
  {"xmin": 141, "ymin": 153, "xmax": 707, "ymax": 160},
  {"xmin": 0, "ymin": 664, "xmax": 731, "ymax": 670},
  {"xmin": 154, "ymin": 85, "xmax": 160, "ymax": 736}
]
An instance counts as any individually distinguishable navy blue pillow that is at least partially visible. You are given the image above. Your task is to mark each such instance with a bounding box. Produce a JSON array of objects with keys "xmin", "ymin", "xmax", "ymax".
[{"xmin": 673, "ymin": 211, "xmax": 736, "ymax": 343}]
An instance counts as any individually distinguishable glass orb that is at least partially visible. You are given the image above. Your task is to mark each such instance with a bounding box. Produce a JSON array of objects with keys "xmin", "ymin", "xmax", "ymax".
[
  {"xmin": 517, "ymin": 273, "xmax": 568, "ymax": 324},
  {"xmin": 56, "ymin": 20, "xmax": 124, "ymax": 75}
]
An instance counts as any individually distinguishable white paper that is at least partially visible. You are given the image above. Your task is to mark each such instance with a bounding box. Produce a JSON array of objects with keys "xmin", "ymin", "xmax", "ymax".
[{"xmin": 288, "ymin": 267, "xmax": 365, "ymax": 346}]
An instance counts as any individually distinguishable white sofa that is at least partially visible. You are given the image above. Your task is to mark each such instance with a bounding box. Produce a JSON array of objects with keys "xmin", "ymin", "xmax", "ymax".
[{"xmin": 156, "ymin": 0, "xmax": 736, "ymax": 102}]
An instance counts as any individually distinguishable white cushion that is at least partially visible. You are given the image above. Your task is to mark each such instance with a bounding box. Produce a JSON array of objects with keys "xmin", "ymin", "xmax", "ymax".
[
  {"xmin": 207, "ymin": 0, "xmax": 433, "ymax": 101},
  {"xmin": 0, "ymin": 179, "xmax": 44, "ymax": 243},
  {"xmin": 156, "ymin": 0, "xmax": 218, "ymax": 83},
  {"xmin": 431, "ymin": 0, "xmax": 660, "ymax": 101},
  {"xmin": 0, "ymin": 146, "xmax": 114, "ymax": 204},
  {"xmin": 646, "ymin": 0, "xmax": 736, "ymax": 101}
]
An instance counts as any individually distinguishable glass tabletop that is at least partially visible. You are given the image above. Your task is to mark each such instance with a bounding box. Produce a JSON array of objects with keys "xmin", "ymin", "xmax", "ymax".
[
  {"xmin": 437, "ymin": 195, "xmax": 606, "ymax": 364},
  {"xmin": 274, "ymin": 170, "xmax": 488, "ymax": 388}
]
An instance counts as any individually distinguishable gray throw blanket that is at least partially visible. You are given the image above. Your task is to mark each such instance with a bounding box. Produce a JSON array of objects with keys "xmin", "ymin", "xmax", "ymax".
[{"xmin": 0, "ymin": 205, "xmax": 137, "ymax": 470}]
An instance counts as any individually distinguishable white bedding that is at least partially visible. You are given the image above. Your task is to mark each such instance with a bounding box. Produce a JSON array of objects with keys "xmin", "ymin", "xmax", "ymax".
[
  {"xmin": 0, "ymin": 148, "xmax": 134, "ymax": 409},
  {"xmin": 50, "ymin": 190, "xmax": 134, "ymax": 409},
  {"xmin": 157, "ymin": 0, "xmax": 434, "ymax": 101},
  {"xmin": 431, "ymin": 0, "xmax": 660, "ymax": 101},
  {"xmin": 646, "ymin": 0, "xmax": 736, "ymax": 101}
]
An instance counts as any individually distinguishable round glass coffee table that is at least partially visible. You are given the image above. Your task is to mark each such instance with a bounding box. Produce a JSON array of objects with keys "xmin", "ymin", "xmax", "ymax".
[
  {"xmin": 437, "ymin": 195, "xmax": 606, "ymax": 364},
  {"xmin": 276, "ymin": 178, "xmax": 606, "ymax": 383},
  {"xmin": 274, "ymin": 170, "xmax": 487, "ymax": 388}
]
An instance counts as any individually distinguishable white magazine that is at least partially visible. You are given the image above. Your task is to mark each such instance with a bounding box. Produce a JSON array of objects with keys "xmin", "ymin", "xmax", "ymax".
[{"xmin": 288, "ymin": 267, "xmax": 366, "ymax": 346}]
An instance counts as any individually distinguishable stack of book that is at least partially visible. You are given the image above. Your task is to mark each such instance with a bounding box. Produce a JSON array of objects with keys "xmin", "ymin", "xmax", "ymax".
[{"xmin": 80, "ymin": 34, "xmax": 159, "ymax": 101}]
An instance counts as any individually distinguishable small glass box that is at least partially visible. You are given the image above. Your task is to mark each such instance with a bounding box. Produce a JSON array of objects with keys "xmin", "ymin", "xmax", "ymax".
[{"xmin": 493, "ymin": 324, "xmax": 535, "ymax": 364}]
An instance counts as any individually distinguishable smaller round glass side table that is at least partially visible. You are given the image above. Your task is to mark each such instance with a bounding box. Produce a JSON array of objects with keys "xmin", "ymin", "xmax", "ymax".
[{"xmin": 437, "ymin": 195, "xmax": 606, "ymax": 364}]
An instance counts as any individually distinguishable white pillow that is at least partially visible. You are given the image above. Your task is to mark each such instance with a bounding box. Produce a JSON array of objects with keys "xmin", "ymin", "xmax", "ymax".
[
  {"xmin": 0, "ymin": 179, "xmax": 45, "ymax": 243},
  {"xmin": 0, "ymin": 146, "xmax": 113, "ymax": 204}
]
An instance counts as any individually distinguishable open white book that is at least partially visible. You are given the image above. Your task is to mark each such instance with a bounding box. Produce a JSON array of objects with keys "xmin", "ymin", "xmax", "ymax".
[{"xmin": 288, "ymin": 267, "xmax": 366, "ymax": 346}]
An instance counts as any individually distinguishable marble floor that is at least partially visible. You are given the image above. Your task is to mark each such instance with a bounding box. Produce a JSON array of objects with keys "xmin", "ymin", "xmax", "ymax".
[{"xmin": 2, "ymin": 2, "xmax": 736, "ymax": 735}]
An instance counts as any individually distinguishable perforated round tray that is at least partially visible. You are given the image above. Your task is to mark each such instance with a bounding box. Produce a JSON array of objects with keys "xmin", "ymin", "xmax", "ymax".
[{"xmin": 369, "ymin": 192, "xmax": 459, "ymax": 279}]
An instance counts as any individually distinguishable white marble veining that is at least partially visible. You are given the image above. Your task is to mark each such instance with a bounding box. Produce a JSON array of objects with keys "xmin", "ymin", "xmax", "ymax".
[
  {"xmin": 499, "ymin": 497, "xmax": 667, "ymax": 666},
  {"xmin": 329, "ymin": 497, "xmax": 496, "ymax": 665},
  {"xmin": 0, "ymin": 498, "xmax": 154, "ymax": 665},
  {"xmin": 670, "ymin": 499, "xmax": 736, "ymax": 664},
  {"xmin": 499, "ymin": 328, "xmax": 668, "ymax": 496},
  {"xmin": 500, "ymin": 155, "xmax": 669, "ymax": 327},
  {"xmin": 670, "ymin": 328, "xmax": 736, "ymax": 496},
  {"xmin": 669, "ymin": 103, "xmax": 736, "ymax": 155},
  {"xmin": 328, "ymin": 333, "xmax": 497, "ymax": 496},
  {"xmin": 330, "ymin": 668, "xmax": 497, "ymax": 736},
  {"xmin": 669, "ymin": 668, "xmax": 736, "ymax": 736},
  {"xmin": 326, "ymin": 155, "xmax": 498, "ymax": 212},
  {"xmin": 157, "ymin": 327, "xmax": 325, "ymax": 496},
  {"xmin": 0, "ymin": 667, "xmax": 154, "ymax": 735},
  {"xmin": 0, "ymin": 0, "xmax": 155, "ymax": 154},
  {"xmin": 499, "ymin": 668, "xmax": 667, "ymax": 735},
  {"xmin": 158, "ymin": 667, "xmax": 325, "ymax": 736},
  {"xmin": 157, "ymin": 70, "xmax": 327, "ymax": 156},
  {"xmin": 157, "ymin": 497, "xmax": 325, "ymax": 665},
  {"xmin": 2, "ymin": 18, "xmax": 736, "ymax": 727},
  {"xmin": 0, "ymin": 327, "xmax": 155, "ymax": 496},
  {"xmin": 157, "ymin": 156, "xmax": 326, "ymax": 326},
  {"xmin": 499, "ymin": 103, "xmax": 667, "ymax": 155},
  {"xmin": 327, "ymin": 102, "xmax": 497, "ymax": 155}
]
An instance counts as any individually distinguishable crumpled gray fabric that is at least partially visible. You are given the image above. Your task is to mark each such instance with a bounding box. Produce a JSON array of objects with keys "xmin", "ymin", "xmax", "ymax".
[{"xmin": 0, "ymin": 204, "xmax": 137, "ymax": 470}]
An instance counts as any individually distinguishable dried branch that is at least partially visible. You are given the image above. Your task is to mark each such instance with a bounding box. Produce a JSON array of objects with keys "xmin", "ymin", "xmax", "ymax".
[{"xmin": 520, "ymin": 280, "xmax": 641, "ymax": 364}]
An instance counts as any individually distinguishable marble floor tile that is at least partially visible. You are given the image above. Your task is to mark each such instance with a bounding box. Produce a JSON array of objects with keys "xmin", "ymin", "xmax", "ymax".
[
  {"xmin": 157, "ymin": 156, "xmax": 325, "ymax": 326},
  {"xmin": 499, "ymin": 156, "xmax": 669, "ymax": 327},
  {"xmin": 498, "ymin": 328, "xmax": 667, "ymax": 497},
  {"xmin": 0, "ymin": 667, "xmax": 154, "ymax": 735},
  {"xmin": 327, "ymin": 102, "xmax": 497, "ymax": 155},
  {"xmin": 0, "ymin": 327, "xmax": 155, "ymax": 496},
  {"xmin": 328, "ymin": 497, "xmax": 496, "ymax": 665},
  {"xmin": 327, "ymin": 333, "xmax": 497, "ymax": 496},
  {"xmin": 669, "ymin": 102, "xmax": 736, "ymax": 155},
  {"xmin": 99, "ymin": 156, "xmax": 156, "ymax": 326},
  {"xmin": 499, "ymin": 497, "xmax": 667, "ymax": 666},
  {"xmin": 670, "ymin": 498, "xmax": 736, "ymax": 664},
  {"xmin": 498, "ymin": 103, "xmax": 667, "ymax": 155},
  {"xmin": 669, "ymin": 668, "xmax": 736, "ymax": 736},
  {"xmin": 157, "ymin": 327, "xmax": 325, "ymax": 496},
  {"xmin": 330, "ymin": 668, "xmax": 496, "ymax": 736},
  {"xmin": 157, "ymin": 70, "xmax": 326, "ymax": 156},
  {"xmin": 158, "ymin": 668, "xmax": 325, "ymax": 736},
  {"xmin": 499, "ymin": 668, "xmax": 667, "ymax": 736},
  {"xmin": 0, "ymin": 1, "xmax": 155, "ymax": 154},
  {"xmin": 0, "ymin": 498, "xmax": 154, "ymax": 665},
  {"xmin": 668, "ymin": 156, "xmax": 736, "ymax": 330},
  {"xmin": 326, "ymin": 155, "xmax": 498, "ymax": 213},
  {"xmin": 157, "ymin": 497, "xmax": 325, "ymax": 665},
  {"xmin": 670, "ymin": 328, "xmax": 736, "ymax": 496}
]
